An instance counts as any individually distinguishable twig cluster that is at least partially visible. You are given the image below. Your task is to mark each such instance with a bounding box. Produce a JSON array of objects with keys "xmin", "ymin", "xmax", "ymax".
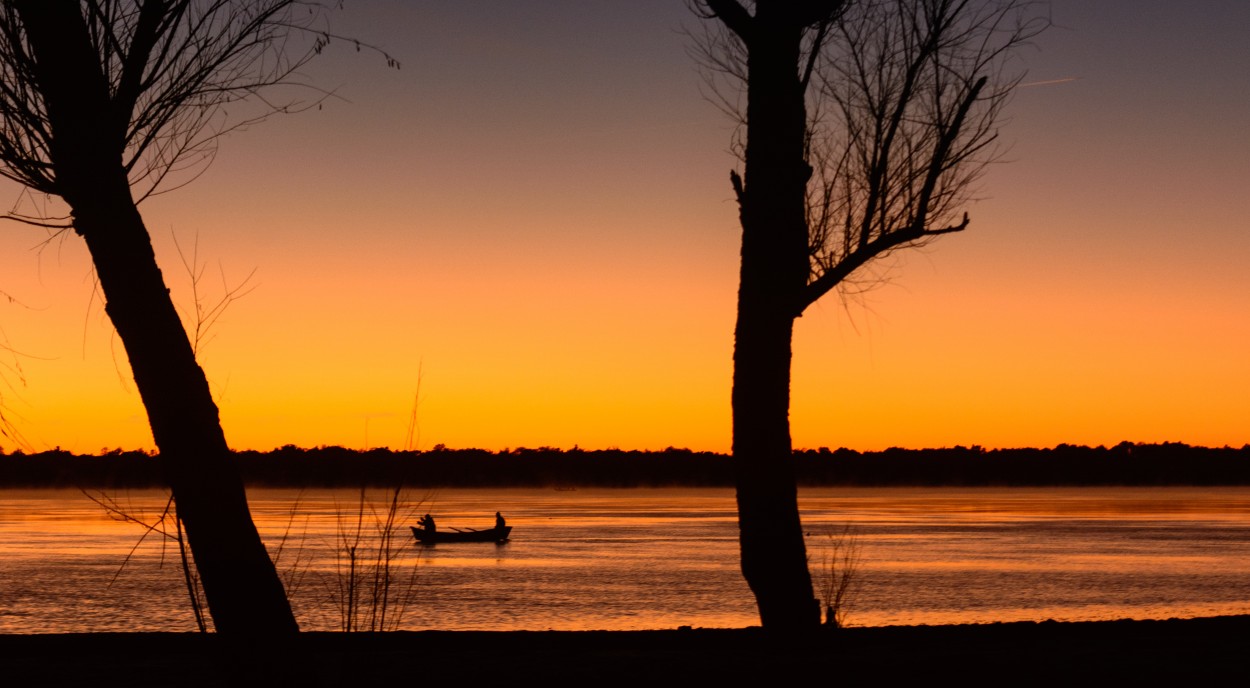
[
  {"xmin": 813, "ymin": 524, "xmax": 862, "ymax": 628},
  {"xmin": 326, "ymin": 487, "xmax": 424, "ymax": 632}
]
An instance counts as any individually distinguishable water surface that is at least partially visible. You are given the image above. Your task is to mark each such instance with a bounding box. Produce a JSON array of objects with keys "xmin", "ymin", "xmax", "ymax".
[{"xmin": 2, "ymin": 486, "xmax": 1249, "ymax": 632}]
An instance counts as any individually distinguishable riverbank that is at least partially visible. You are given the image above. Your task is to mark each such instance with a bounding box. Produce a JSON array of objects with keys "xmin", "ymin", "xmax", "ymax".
[{"xmin": 4, "ymin": 616, "xmax": 1246, "ymax": 686}]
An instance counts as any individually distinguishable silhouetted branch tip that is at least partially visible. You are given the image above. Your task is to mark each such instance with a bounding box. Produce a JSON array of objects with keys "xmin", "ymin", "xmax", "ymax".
[
  {"xmin": 932, "ymin": 212, "xmax": 971, "ymax": 236},
  {"xmin": 729, "ymin": 168, "xmax": 745, "ymax": 204}
]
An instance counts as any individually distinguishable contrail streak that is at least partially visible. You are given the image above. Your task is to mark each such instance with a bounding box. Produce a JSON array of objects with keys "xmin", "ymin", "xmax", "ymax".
[{"xmin": 1019, "ymin": 77, "xmax": 1080, "ymax": 88}]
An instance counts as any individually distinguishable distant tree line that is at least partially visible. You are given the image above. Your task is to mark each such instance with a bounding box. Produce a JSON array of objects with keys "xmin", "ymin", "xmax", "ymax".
[{"xmin": 5, "ymin": 442, "xmax": 1250, "ymax": 489}]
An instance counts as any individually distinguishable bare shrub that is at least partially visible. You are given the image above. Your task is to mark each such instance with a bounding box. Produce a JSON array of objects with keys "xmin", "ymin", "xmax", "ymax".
[
  {"xmin": 813, "ymin": 525, "xmax": 863, "ymax": 628},
  {"xmin": 326, "ymin": 487, "xmax": 425, "ymax": 632}
]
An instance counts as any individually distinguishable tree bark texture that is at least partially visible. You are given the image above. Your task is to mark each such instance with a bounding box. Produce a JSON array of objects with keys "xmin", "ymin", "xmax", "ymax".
[
  {"xmin": 729, "ymin": 2, "xmax": 823, "ymax": 630},
  {"xmin": 16, "ymin": 0, "xmax": 297, "ymax": 635}
]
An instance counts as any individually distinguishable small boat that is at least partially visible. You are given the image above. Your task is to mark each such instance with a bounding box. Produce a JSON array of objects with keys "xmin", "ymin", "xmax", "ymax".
[{"xmin": 410, "ymin": 525, "xmax": 511, "ymax": 544}]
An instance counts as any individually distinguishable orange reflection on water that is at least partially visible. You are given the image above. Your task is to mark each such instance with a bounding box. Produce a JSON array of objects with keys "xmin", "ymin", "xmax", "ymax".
[{"xmin": 6, "ymin": 486, "xmax": 1250, "ymax": 633}]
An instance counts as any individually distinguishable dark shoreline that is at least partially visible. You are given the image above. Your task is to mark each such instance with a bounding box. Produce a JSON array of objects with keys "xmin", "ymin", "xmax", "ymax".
[
  {"xmin": 6, "ymin": 442, "xmax": 1250, "ymax": 488},
  {"xmin": 5, "ymin": 616, "xmax": 1248, "ymax": 686}
]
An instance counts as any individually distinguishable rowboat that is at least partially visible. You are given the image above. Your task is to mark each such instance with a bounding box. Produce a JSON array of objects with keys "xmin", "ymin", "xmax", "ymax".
[{"xmin": 410, "ymin": 525, "xmax": 512, "ymax": 544}]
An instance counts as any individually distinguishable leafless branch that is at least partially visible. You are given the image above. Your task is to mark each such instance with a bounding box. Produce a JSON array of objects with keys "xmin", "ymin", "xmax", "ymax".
[
  {"xmin": 171, "ymin": 228, "xmax": 257, "ymax": 357},
  {"xmin": 82, "ymin": 489, "xmax": 209, "ymax": 631},
  {"xmin": 801, "ymin": 0, "xmax": 1047, "ymax": 310},
  {"xmin": 0, "ymin": 1, "xmax": 398, "ymax": 225}
]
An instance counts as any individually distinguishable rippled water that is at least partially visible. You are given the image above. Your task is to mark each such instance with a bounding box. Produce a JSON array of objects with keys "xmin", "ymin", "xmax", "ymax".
[{"xmin": 2, "ymin": 486, "xmax": 1250, "ymax": 632}]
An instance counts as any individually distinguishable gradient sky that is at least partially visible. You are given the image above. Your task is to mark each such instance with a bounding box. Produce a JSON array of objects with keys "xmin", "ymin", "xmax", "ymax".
[{"xmin": 1, "ymin": 1, "xmax": 1247, "ymax": 454}]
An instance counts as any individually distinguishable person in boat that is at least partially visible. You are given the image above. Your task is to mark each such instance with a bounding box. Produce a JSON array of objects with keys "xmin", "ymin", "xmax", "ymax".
[
  {"xmin": 495, "ymin": 511, "xmax": 506, "ymax": 530},
  {"xmin": 419, "ymin": 513, "xmax": 436, "ymax": 533}
]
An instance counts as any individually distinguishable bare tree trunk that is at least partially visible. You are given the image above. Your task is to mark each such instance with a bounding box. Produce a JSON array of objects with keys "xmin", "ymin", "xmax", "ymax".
[
  {"xmin": 76, "ymin": 190, "xmax": 297, "ymax": 635},
  {"xmin": 730, "ymin": 5, "xmax": 821, "ymax": 630},
  {"xmin": 733, "ymin": 309, "xmax": 819, "ymax": 629},
  {"xmin": 17, "ymin": 0, "xmax": 297, "ymax": 635}
]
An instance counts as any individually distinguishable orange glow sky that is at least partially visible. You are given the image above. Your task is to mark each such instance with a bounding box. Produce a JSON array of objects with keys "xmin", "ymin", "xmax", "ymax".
[{"xmin": 1, "ymin": 1, "xmax": 1248, "ymax": 454}]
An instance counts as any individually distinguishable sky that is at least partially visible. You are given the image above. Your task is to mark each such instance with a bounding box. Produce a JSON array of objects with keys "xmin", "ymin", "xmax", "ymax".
[{"xmin": 1, "ymin": 0, "xmax": 1248, "ymax": 454}]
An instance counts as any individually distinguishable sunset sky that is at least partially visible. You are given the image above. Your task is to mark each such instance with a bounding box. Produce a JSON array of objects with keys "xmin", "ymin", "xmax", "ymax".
[{"xmin": 1, "ymin": 0, "xmax": 1247, "ymax": 454}]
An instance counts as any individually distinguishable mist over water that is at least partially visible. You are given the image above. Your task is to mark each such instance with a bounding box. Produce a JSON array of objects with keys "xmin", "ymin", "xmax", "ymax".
[{"xmin": 3, "ymin": 487, "xmax": 1250, "ymax": 633}]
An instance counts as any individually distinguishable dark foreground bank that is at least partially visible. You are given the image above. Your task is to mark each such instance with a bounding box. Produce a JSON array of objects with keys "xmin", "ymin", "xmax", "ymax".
[{"xmin": 3, "ymin": 616, "xmax": 1248, "ymax": 686}]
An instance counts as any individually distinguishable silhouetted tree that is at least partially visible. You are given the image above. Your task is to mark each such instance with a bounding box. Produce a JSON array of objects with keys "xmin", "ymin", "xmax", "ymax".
[
  {"xmin": 0, "ymin": 0, "xmax": 390, "ymax": 635},
  {"xmin": 692, "ymin": 0, "xmax": 1045, "ymax": 629}
]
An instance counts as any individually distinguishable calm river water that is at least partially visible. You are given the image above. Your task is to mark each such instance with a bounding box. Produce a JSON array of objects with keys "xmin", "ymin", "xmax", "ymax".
[{"xmin": 3, "ymin": 486, "xmax": 1250, "ymax": 633}]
